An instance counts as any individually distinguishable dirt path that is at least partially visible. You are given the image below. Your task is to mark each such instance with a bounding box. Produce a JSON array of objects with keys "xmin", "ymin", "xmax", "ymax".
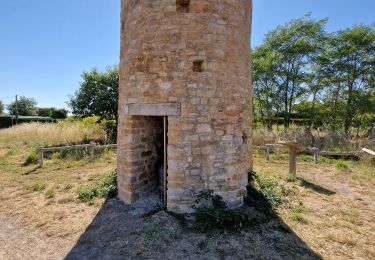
[{"xmin": 0, "ymin": 214, "xmax": 72, "ymax": 259}]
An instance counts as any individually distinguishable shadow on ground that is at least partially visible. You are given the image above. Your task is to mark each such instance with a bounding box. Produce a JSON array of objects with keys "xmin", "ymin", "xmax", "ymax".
[
  {"xmin": 300, "ymin": 179, "xmax": 336, "ymax": 196},
  {"xmin": 65, "ymin": 174, "xmax": 322, "ymax": 260}
]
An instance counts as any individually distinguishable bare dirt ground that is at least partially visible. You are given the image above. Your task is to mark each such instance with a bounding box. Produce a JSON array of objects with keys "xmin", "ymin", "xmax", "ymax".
[{"xmin": 0, "ymin": 151, "xmax": 374, "ymax": 259}]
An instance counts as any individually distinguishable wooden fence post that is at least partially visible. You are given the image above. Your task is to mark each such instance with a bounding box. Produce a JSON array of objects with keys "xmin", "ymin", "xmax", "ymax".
[
  {"xmin": 38, "ymin": 147, "xmax": 44, "ymax": 167},
  {"xmin": 266, "ymin": 144, "xmax": 270, "ymax": 161},
  {"xmin": 289, "ymin": 146, "xmax": 297, "ymax": 177},
  {"xmin": 89, "ymin": 141, "xmax": 96, "ymax": 161},
  {"xmin": 312, "ymin": 147, "xmax": 319, "ymax": 164}
]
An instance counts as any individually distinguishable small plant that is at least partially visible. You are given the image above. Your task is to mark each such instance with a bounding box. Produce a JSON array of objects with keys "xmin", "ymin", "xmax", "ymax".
[
  {"xmin": 29, "ymin": 183, "xmax": 46, "ymax": 192},
  {"xmin": 288, "ymin": 202, "xmax": 308, "ymax": 224},
  {"xmin": 193, "ymin": 190, "xmax": 251, "ymax": 233},
  {"xmin": 23, "ymin": 152, "xmax": 38, "ymax": 166},
  {"xmin": 298, "ymin": 154, "xmax": 314, "ymax": 162},
  {"xmin": 64, "ymin": 183, "xmax": 73, "ymax": 191},
  {"xmin": 335, "ymin": 160, "xmax": 349, "ymax": 170},
  {"xmin": 144, "ymin": 222, "xmax": 163, "ymax": 240},
  {"xmin": 77, "ymin": 169, "xmax": 117, "ymax": 203},
  {"xmin": 286, "ymin": 174, "xmax": 298, "ymax": 182},
  {"xmin": 45, "ymin": 189, "xmax": 55, "ymax": 199},
  {"xmin": 252, "ymin": 173, "xmax": 283, "ymax": 205},
  {"xmin": 51, "ymin": 152, "xmax": 62, "ymax": 160}
]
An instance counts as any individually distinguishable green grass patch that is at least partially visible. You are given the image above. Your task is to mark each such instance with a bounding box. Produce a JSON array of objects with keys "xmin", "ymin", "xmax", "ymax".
[
  {"xmin": 23, "ymin": 152, "xmax": 38, "ymax": 166},
  {"xmin": 252, "ymin": 174, "xmax": 284, "ymax": 205},
  {"xmin": 193, "ymin": 190, "xmax": 251, "ymax": 233},
  {"xmin": 286, "ymin": 174, "xmax": 298, "ymax": 182},
  {"xmin": 51, "ymin": 152, "xmax": 62, "ymax": 160},
  {"xmin": 45, "ymin": 189, "xmax": 55, "ymax": 199},
  {"xmin": 144, "ymin": 222, "xmax": 163, "ymax": 240},
  {"xmin": 336, "ymin": 160, "xmax": 349, "ymax": 170},
  {"xmin": 77, "ymin": 169, "xmax": 117, "ymax": 203},
  {"xmin": 288, "ymin": 203, "xmax": 308, "ymax": 224},
  {"xmin": 28, "ymin": 183, "xmax": 46, "ymax": 192},
  {"xmin": 297, "ymin": 154, "xmax": 314, "ymax": 162}
]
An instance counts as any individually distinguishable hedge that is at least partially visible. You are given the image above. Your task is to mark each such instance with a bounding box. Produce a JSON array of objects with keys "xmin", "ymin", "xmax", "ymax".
[{"xmin": 0, "ymin": 115, "xmax": 55, "ymax": 129}]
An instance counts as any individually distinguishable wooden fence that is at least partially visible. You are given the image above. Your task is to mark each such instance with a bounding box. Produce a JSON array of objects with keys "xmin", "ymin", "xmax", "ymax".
[
  {"xmin": 254, "ymin": 142, "xmax": 374, "ymax": 177},
  {"xmin": 37, "ymin": 142, "xmax": 117, "ymax": 166},
  {"xmin": 37, "ymin": 141, "xmax": 374, "ymax": 176}
]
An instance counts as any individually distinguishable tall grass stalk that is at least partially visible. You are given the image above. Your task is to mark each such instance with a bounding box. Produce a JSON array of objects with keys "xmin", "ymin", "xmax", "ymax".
[{"xmin": 0, "ymin": 121, "xmax": 106, "ymax": 147}]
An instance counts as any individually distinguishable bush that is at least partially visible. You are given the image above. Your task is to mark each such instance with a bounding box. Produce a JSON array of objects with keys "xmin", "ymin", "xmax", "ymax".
[
  {"xmin": 245, "ymin": 171, "xmax": 286, "ymax": 220},
  {"xmin": 77, "ymin": 169, "xmax": 117, "ymax": 202},
  {"xmin": 192, "ymin": 190, "xmax": 251, "ymax": 232},
  {"xmin": 24, "ymin": 152, "xmax": 39, "ymax": 166},
  {"xmin": 252, "ymin": 173, "xmax": 283, "ymax": 205},
  {"xmin": 100, "ymin": 120, "xmax": 117, "ymax": 143},
  {"xmin": 38, "ymin": 107, "xmax": 68, "ymax": 119}
]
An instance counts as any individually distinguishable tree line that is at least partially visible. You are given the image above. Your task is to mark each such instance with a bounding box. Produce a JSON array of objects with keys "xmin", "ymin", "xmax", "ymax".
[
  {"xmin": 3, "ymin": 96, "xmax": 68, "ymax": 119},
  {"xmin": 253, "ymin": 15, "xmax": 375, "ymax": 135}
]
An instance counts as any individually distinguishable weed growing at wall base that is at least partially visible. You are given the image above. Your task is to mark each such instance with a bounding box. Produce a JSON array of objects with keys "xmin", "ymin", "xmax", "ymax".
[
  {"xmin": 192, "ymin": 190, "xmax": 251, "ymax": 233},
  {"xmin": 77, "ymin": 169, "xmax": 117, "ymax": 203}
]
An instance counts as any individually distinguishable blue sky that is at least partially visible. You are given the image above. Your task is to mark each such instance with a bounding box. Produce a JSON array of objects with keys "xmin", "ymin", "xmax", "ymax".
[{"xmin": 0, "ymin": 0, "xmax": 374, "ymax": 111}]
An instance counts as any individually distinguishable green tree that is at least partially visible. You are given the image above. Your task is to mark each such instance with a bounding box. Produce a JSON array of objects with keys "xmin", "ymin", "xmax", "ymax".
[
  {"xmin": 322, "ymin": 25, "xmax": 375, "ymax": 134},
  {"xmin": 0, "ymin": 100, "xmax": 4, "ymax": 114},
  {"xmin": 38, "ymin": 107, "xmax": 68, "ymax": 119},
  {"xmin": 7, "ymin": 96, "xmax": 38, "ymax": 116},
  {"xmin": 68, "ymin": 66, "xmax": 119, "ymax": 121},
  {"xmin": 51, "ymin": 108, "xmax": 68, "ymax": 119},
  {"xmin": 253, "ymin": 15, "xmax": 327, "ymax": 129}
]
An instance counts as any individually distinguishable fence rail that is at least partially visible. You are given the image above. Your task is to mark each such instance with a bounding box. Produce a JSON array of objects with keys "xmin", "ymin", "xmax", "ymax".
[
  {"xmin": 37, "ymin": 142, "xmax": 117, "ymax": 166},
  {"xmin": 254, "ymin": 142, "xmax": 374, "ymax": 177}
]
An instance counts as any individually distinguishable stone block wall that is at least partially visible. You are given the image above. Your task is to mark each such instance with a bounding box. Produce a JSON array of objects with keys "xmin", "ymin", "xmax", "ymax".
[
  {"xmin": 118, "ymin": 0, "xmax": 253, "ymax": 213},
  {"xmin": 117, "ymin": 116, "xmax": 163, "ymax": 202}
]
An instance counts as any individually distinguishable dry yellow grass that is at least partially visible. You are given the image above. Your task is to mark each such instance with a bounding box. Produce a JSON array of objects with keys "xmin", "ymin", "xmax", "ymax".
[
  {"xmin": 0, "ymin": 121, "xmax": 116, "ymax": 252},
  {"xmin": 254, "ymin": 151, "xmax": 375, "ymax": 259},
  {"xmin": 253, "ymin": 128, "xmax": 375, "ymax": 151},
  {"xmin": 0, "ymin": 121, "xmax": 106, "ymax": 147}
]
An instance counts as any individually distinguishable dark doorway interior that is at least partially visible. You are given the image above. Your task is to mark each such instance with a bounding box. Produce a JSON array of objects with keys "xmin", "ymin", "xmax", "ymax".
[{"xmin": 140, "ymin": 116, "xmax": 167, "ymax": 204}]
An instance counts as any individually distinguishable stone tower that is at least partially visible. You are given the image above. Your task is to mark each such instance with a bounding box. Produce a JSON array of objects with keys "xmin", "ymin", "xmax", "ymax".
[{"xmin": 118, "ymin": 0, "xmax": 253, "ymax": 213}]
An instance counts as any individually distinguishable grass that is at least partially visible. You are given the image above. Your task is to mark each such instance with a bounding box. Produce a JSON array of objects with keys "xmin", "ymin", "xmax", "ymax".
[
  {"xmin": 252, "ymin": 127, "xmax": 374, "ymax": 151},
  {"xmin": 253, "ymin": 151, "xmax": 375, "ymax": 259},
  {"xmin": 286, "ymin": 174, "xmax": 298, "ymax": 182},
  {"xmin": 0, "ymin": 122, "xmax": 374, "ymax": 259},
  {"xmin": 24, "ymin": 152, "xmax": 39, "ymax": 165},
  {"xmin": 326, "ymin": 233, "xmax": 358, "ymax": 246},
  {"xmin": 28, "ymin": 183, "xmax": 46, "ymax": 192},
  {"xmin": 144, "ymin": 223, "xmax": 163, "ymax": 240},
  {"xmin": 77, "ymin": 169, "xmax": 117, "ymax": 203},
  {"xmin": 252, "ymin": 173, "xmax": 284, "ymax": 205},
  {"xmin": 0, "ymin": 122, "xmax": 116, "ymax": 208},
  {"xmin": 288, "ymin": 203, "xmax": 308, "ymax": 224},
  {"xmin": 335, "ymin": 160, "xmax": 349, "ymax": 170},
  {"xmin": 0, "ymin": 121, "xmax": 106, "ymax": 148},
  {"xmin": 193, "ymin": 190, "xmax": 251, "ymax": 233},
  {"xmin": 45, "ymin": 188, "xmax": 55, "ymax": 199}
]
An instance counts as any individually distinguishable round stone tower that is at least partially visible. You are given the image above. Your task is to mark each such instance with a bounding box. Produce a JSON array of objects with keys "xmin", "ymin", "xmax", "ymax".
[{"xmin": 118, "ymin": 0, "xmax": 253, "ymax": 213}]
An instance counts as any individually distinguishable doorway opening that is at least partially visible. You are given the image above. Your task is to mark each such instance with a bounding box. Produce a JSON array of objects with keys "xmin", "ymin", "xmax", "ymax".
[{"xmin": 138, "ymin": 116, "xmax": 168, "ymax": 205}]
